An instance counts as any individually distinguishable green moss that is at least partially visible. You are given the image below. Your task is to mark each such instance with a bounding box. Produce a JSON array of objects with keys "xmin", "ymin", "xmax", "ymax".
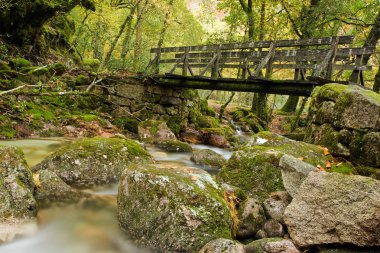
[
  {"xmin": 78, "ymin": 114, "xmax": 98, "ymax": 122},
  {"xmin": 76, "ymin": 74, "xmax": 91, "ymax": 86},
  {"xmin": 231, "ymin": 108, "xmax": 250, "ymax": 121},
  {"xmin": 218, "ymin": 131, "xmax": 331, "ymax": 200},
  {"xmin": 47, "ymin": 63, "xmax": 66, "ymax": 76},
  {"xmin": 114, "ymin": 117, "xmax": 139, "ymax": 133},
  {"xmin": 0, "ymin": 61, "xmax": 10, "ymax": 71},
  {"xmin": 82, "ymin": 58, "xmax": 100, "ymax": 71},
  {"xmin": 246, "ymin": 238, "xmax": 283, "ymax": 253},
  {"xmin": 166, "ymin": 115, "xmax": 182, "ymax": 135},
  {"xmin": 197, "ymin": 115, "xmax": 220, "ymax": 128},
  {"xmin": 315, "ymin": 83, "xmax": 349, "ymax": 103},
  {"xmin": 200, "ymin": 99, "xmax": 216, "ymax": 117},
  {"xmin": 10, "ymin": 58, "xmax": 33, "ymax": 70}
]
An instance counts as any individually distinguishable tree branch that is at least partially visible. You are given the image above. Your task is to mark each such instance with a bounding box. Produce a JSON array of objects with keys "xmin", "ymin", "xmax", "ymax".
[{"xmin": 280, "ymin": 0, "xmax": 302, "ymax": 38}]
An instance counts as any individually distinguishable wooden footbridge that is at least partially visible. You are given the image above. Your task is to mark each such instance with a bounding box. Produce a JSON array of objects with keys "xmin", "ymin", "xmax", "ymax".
[{"xmin": 145, "ymin": 36, "xmax": 374, "ymax": 96}]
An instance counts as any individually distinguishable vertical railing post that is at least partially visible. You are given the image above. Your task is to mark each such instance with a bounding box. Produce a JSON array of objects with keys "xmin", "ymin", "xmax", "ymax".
[
  {"xmin": 350, "ymin": 54, "xmax": 364, "ymax": 85},
  {"xmin": 211, "ymin": 45, "xmax": 221, "ymax": 79},
  {"xmin": 154, "ymin": 50, "xmax": 161, "ymax": 75},
  {"xmin": 326, "ymin": 37, "xmax": 339, "ymax": 80},
  {"xmin": 182, "ymin": 47, "xmax": 189, "ymax": 76}
]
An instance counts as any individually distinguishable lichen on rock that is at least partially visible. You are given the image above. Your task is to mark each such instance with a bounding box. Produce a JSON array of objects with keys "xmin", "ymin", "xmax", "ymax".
[
  {"xmin": 33, "ymin": 137, "xmax": 153, "ymax": 188},
  {"xmin": 117, "ymin": 163, "xmax": 232, "ymax": 252}
]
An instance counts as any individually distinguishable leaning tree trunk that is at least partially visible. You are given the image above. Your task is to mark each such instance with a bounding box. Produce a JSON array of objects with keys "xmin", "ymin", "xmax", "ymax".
[
  {"xmin": 281, "ymin": 0, "xmax": 320, "ymax": 112},
  {"xmin": 99, "ymin": 0, "xmax": 141, "ymax": 70}
]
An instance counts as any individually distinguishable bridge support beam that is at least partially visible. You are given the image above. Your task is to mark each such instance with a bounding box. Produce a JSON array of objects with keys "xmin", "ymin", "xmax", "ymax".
[{"xmin": 149, "ymin": 75, "xmax": 321, "ymax": 97}]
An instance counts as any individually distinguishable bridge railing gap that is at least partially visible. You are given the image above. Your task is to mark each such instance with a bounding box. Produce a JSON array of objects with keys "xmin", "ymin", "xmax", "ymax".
[{"xmin": 145, "ymin": 36, "xmax": 374, "ymax": 95}]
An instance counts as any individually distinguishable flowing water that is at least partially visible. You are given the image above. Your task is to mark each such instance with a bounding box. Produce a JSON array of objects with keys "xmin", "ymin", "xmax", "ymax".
[{"xmin": 0, "ymin": 138, "xmax": 234, "ymax": 253}]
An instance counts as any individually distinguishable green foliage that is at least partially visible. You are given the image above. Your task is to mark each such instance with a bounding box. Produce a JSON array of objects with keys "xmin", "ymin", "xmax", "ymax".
[
  {"xmin": 10, "ymin": 58, "xmax": 33, "ymax": 70},
  {"xmin": 166, "ymin": 115, "xmax": 182, "ymax": 135},
  {"xmin": 113, "ymin": 117, "xmax": 139, "ymax": 133},
  {"xmin": 82, "ymin": 58, "xmax": 101, "ymax": 71}
]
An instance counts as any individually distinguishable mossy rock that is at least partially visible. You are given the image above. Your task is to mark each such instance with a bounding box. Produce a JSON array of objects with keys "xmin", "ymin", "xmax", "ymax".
[
  {"xmin": 191, "ymin": 149, "xmax": 226, "ymax": 168},
  {"xmin": 0, "ymin": 61, "xmax": 10, "ymax": 71},
  {"xmin": 82, "ymin": 58, "xmax": 100, "ymax": 71},
  {"xmin": 0, "ymin": 146, "xmax": 37, "ymax": 220},
  {"xmin": 47, "ymin": 63, "xmax": 66, "ymax": 76},
  {"xmin": 197, "ymin": 115, "xmax": 220, "ymax": 128},
  {"xmin": 113, "ymin": 117, "xmax": 139, "ymax": 133},
  {"xmin": 138, "ymin": 120, "xmax": 176, "ymax": 143},
  {"xmin": 34, "ymin": 170, "xmax": 92, "ymax": 208},
  {"xmin": 117, "ymin": 163, "xmax": 231, "ymax": 252},
  {"xmin": 9, "ymin": 58, "xmax": 33, "ymax": 70},
  {"xmin": 200, "ymin": 99, "xmax": 216, "ymax": 117},
  {"xmin": 218, "ymin": 132, "xmax": 331, "ymax": 201},
  {"xmin": 76, "ymin": 74, "xmax": 92, "ymax": 86},
  {"xmin": 0, "ymin": 116, "xmax": 17, "ymax": 139},
  {"xmin": 156, "ymin": 140, "xmax": 192, "ymax": 152},
  {"xmin": 244, "ymin": 238, "xmax": 285, "ymax": 253},
  {"xmin": 33, "ymin": 137, "xmax": 153, "ymax": 188},
  {"xmin": 231, "ymin": 108, "xmax": 250, "ymax": 121}
]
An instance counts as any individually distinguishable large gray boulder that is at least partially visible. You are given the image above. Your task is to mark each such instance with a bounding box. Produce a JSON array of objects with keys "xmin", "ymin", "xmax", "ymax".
[
  {"xmin": 279, "ymin": 155, "xmax": 316, "ymax": 197},
  {"xmin": 33, "ymin": 137, "xmax": 153, "ymax": 188},
  {"xmin": 117, "ymin": 163, "xmax": 231, "ymax": 252},
  {"xmin": 0, "ymin": 146, "xmax": 36, "ymax": 220},
  {"xmin": 305, "ymin": 84, "xmax": 380, "ymax": 167},
  {"xmin": 284, "ymin": 171, "xmax": 380, "ymax": 247}
]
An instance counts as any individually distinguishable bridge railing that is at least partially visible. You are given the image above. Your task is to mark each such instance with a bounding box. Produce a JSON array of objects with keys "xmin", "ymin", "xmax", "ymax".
[{"xmin": 147, "ymin": 36, "xmax": 374, "ymax": 85}]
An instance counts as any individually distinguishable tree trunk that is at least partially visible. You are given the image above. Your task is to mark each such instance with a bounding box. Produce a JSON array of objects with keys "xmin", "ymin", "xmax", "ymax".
[
  {"xmin": 99, "ymin": 0, "xmax": 141, "ymax": 70},
  {"xmin": 281, "ymin": 96, "xmax": 299, "ymax": 112},
  {"xmin": 219, "ymin": 92, "xmax": 235, "ymax": 121},
  {"xmin": 281, "ymin": 0, "xmax": 320, "ymax": 112}
]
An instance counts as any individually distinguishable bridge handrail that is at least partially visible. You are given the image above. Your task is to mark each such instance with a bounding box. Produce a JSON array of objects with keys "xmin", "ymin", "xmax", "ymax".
[
  {"xmin": 147, "ymin": 36, "xmax": 372, "ymax": 86},
  {"xmin": 150, "ymin": 36, "xmax": 354, "ymax": 53}
]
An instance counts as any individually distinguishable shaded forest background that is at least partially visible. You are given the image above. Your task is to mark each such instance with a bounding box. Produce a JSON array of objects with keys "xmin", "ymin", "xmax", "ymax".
[{"xmin": 0, "ymin": 0, "xmax": 379, "ymax": 109}]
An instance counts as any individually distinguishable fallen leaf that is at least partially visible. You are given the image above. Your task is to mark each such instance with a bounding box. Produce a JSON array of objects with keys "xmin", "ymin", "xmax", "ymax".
[
  {"xmin": 337, "ymin": 162, "xmax": 343, "ymax": 166},
  {"xmin": 326, "ymin": 161, "xmax": 332, "ymax": 168},
  {"xmin": 323, "ymin": 149, "xmax": 330, "ymax": 156},
  {"xmin": 297, "ymin": 157, "xmax": 304, "ymax": 161}
]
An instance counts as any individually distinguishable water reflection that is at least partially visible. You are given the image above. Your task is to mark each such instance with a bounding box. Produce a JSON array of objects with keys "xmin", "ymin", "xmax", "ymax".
[{"xmin": 0, "ymin": 138, "xmax": 69, "ymax": 167}]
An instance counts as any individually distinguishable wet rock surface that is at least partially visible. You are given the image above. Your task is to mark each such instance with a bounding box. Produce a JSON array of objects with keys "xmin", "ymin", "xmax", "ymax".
[
  {"xmin": 33, "ymin": 137, "xmax": 153, "ymax": 188},
  {"xmin": 191, "ymin": 149, "xmax": 226, "ymax": 168},
  {"xmin": 117, "ymin": 163, "xmax": 231, "ymax": 252}
]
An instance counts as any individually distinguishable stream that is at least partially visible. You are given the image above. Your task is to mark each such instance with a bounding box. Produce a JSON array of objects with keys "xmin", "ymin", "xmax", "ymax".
[{"xmin": 0, "ymin": 138, "xmax": 233, "ymax": 253}]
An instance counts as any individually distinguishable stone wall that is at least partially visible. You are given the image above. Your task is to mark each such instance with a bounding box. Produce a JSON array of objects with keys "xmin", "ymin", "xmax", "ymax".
[
  {"xmin": 304, "ymin": 84, "xmax": 380, "ymax": 168},
  {"xmin": 103, "ymin": 77, "xmax": 199, "ymax": 131}
]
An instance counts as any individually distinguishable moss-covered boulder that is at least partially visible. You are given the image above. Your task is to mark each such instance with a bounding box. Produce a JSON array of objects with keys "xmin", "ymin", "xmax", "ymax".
[
  {"xmin": 9, "ymin": 58, "xmax": 33, "ymax": 70},
  {"xmin": 0, "ymin": 146, "xmax": 37, "ymax": 220},
  {"xmin": 117, "ymin": 163, "xmax": 232, "ymax": 252},
  {"xmin": 191, "ymin": 149, "xmax": 226, "ymax": 168},
  {"xmin": 138, "ymin": 120, "xmax": 177, "ymax": 143},
  {"xmin": 305, "ymin": 84, "xmax": 380, "ymax": 167},
  {"xmin": 33, "ymin": 137, "xmax": 153, "ymax": 188},
  {"xmin": 34, "ymin": 170, "xmax": 92, "ymax": 208},
  {"xmin": 156, "ymin": 140, "xmax": 193, "ymax": 152},
  {"xmin": 218, "ymin": 132, "xmax": 330, "ymax": 201}
]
